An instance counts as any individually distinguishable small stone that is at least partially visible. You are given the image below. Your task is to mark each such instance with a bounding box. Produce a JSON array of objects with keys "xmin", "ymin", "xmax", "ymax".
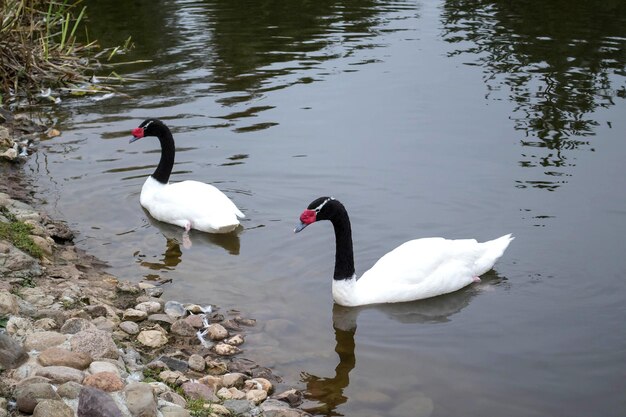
[
  {"xmin": 84, "ymin": 371, "xmax": 124, "ymax": 392},
  {"xmin": 137, "ymin": 330, "xmax": 168, "ymax": 348},
  {"xmin": 15, "ymin": 383, "xmax": 60, "ymax": 413},
  {"xmin": 77, "ymin": 386, "xmax": 123, "ymax": 417},
  {"xmin": 197, "ymin": 375, "xmax": 222, "ymax": 391},
  {"xmin": 135, "ymin": 301, "xmax": 161, "ymax": 314},
  {"xmin": 159, "ymin": 390, "xmax": 187, "ymax": 407},
  {"xmin": 225, "ymin": 334, "xmax": 245, "ymax": 346},
  {"xmin": 156, "ymin": 355, "xmax": 189, "ymax": 372},
  {"xmin": 30, "ymin": 235, "xmax": 53, "ymax": 256},
  {"xmin": 209, "ymin": 404, "xmax": 231, "ymax": 416},
  {"xmin": 46, "ymin": 128, "xmax": 61, "ymax": 138},
  {"xmin": 119, "ymin": 321, "xmax": 140, "ymax": 335},
  {"xmin": 205, "ymin": 323, "xmax": 228, "ymax": 341},
  {"xmin": 244, "ymin": 377, "xmax": 272, "ymax": 393},
  {"xmin": 56, "ymin": 381, "xmax": 83, "ymax": 399},
  {"xmin": 24, "ymin": 331, "xmax": 67, "ymax": 351},
  {"xmin": 246, "ymin": 389, "xmax": 267, "ymax": 404},
  {"xmin": 234, "ymin": 316, "xmax": 256, "ymax": 327},
  {"xmin": 188, "ymin": 354, "xmax": 205, "ymax": 372},
  {"xmin": 217, "ymin": 387, "xmax": 246, "ymax": 400},
  {"xmin": 184, "ymin": 304, "xmax": 206, "ymax": 314},
  {"xmin": 122, "ymin": 308, "xmax": 148, "ymax": 322},
  {"xmin": 84, "ymin": 305, "xmax": 108, "ymax": 318},
  {"xmin": 221, "ymin": 372, "xmax": 246, "ymax": 388},
  {"xmin": 60, "ymin": 317, "xmax": 97, "ymax": 334},
  {"xmin": 170, "ymin": 319, "xmax": 196, "ymax": 336},
  {"xmin": 182, "ymin": 381, "xmax": 219, "ymax": 401},
  {"xmin": 117, "ymin": 281, "xmax": 140, "ymax": 294},
  {"xmin": 33, "ymin": 318, "xmax": 57, "ymax": 331},
  {"xmin": 159, "ymin": 370, "xmax": 188, "ymax": 386},
  {"xmin": 222, "ymin": 399, "xmax": 255, "ymax": 416},
  {"xmin": 213, "ymin": 342, "xmax": 241, "ymax": 356},
  {"xmin": 183, "ymin": 314, "xmax": 204, "ymax": 329},
  {"xmin": 144, "ymin": 287, "xmax": 164, "ymax": 298},
  {"xmin": 124, "ymin": 382, "xmax": 158, "ymax": 417},
  {"xmin": 147, "ymin": 313, "xmax": 175, "ymax": 325},
  {"xmin": 0, "ymin": 290, "xmax": 19, "ymax": 315},
  {"xmin": 205, "ymin": 359, "xmax": 228, "ymax": 375},
  {"xmin": 0, "ymin": 333, "xmax": 29, "ymax": 369},
  {"xmin": 92, "ymin": 317, "xmax": 116, "ymax": 332},
  {"xmin": 164, "ymin": 301, "xmax": 186, "ymax": 319},
  {"xmin": 159, "ymin": 406, "xmax": 191, "ymax": 417},
  {"xmin": 33, "ymin": 399, "xmax": 74, "ymax": 417},
  {"xmin": 38, "ymin": 347, "xmax": 92, "ymax": 369},
  {"xmin": 71, "ymin": 329, "xmax": 119, "ymax": 359},
  {"xmin": 89, "ymin": 361, "xmax": 121, "ymax": 376},
  {"xmin": 273, "ymin": 389, "xmax": 304, "ymax": 407},
  {"xmin": 36, "ymin": 365, "xmax": 85, "ymax": 384}
]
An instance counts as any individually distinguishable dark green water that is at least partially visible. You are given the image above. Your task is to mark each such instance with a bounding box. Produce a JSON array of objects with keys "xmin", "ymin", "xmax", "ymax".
[{"xmin": 22, "ymin": 1, "xmax": 626, "ymax": 416}]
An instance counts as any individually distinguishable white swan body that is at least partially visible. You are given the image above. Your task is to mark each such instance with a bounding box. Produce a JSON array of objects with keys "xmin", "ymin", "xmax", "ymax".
[
  {"xmin": 140, "ymin": 176, "xmax": 244, "ymax": 234},
  {"xmin": 131, "ymin": 119, "xmax": 244, "ymax": 234},
  {"xmin": 295, "ymin": 197, "xmax": 513, "ymax": 307},
  {"xmin": 332, "ymin": 234, "xmax": 513, "ymax": 306}
]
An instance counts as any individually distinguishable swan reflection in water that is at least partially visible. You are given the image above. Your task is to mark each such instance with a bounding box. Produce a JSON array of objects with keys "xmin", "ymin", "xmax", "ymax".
[
  {"xmin": 301, "ymin": 271, "xmax": 506, "ymax": 416},
  {"xmin": 134, "ymin": 212, "xmax": 242, "ymax": 280}
]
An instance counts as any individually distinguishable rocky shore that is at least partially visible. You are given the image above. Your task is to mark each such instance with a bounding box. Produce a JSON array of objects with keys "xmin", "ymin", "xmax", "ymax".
[{"xmin": 0, "ymin": 117, "xmax": 310, "ymax": 417}]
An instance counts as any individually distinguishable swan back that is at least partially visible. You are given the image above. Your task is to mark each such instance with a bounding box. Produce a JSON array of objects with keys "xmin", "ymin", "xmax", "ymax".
[{"xmin": 333, "ymin": 234, "xmax": 514, "ymax": 306}]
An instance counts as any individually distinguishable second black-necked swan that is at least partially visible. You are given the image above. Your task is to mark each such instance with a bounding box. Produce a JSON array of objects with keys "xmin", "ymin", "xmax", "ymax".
[
  {"xmin": 294, "ymin": 197, "xmax": 513, "ymax": 307},
  {"xmin": 130, "ymin": 118, "xmax": 244, "ymax": 234}
]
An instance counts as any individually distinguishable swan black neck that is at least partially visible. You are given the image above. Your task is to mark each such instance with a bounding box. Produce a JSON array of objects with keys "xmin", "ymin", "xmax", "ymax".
[
  {"xmin": 152, "ymin": 125, "xmax": 175, "ymax": 184},
  {"xmin": 329, "ymin": 204, "xmax": 355, "ymax": 280}
]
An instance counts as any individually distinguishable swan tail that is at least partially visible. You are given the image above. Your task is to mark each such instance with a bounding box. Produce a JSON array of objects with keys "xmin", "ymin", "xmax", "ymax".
[{"xmin": 474, "ymin": 234, "xmax": 514, "ymax": 276}]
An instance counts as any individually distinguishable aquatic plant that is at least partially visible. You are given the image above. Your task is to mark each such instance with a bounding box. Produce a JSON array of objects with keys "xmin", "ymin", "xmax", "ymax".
[{"xmin": 0, "ymin": 0, "xmax": 133, "ymax": 105}]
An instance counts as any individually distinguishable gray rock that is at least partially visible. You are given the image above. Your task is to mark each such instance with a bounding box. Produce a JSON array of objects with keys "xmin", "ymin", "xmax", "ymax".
[
  {"xmin": 187, "ymin": 354, "xmax": 205, "ymax": 372},
  {"xmin": 0, "ymin": 291, "xmax": 19, "ymax": 315},
  {"xmin": 0, "ymin": 238, "xmax": 41, "ymax": 280},
  {"xmin": 15, "ymin": 382, "xmax": 61, "ymax": 413},
  {"xmin": 164, "ymin": 301, "xmax": 186, "ymax": 319},
  {"xmin": 0, "ymin": 332, "xmax": 28, "ymax": 369},
  {"xmin": 84, "ymin": 305, "xmax": 108, "ymax": 318},
  {"xmin": 60, "ymin": 317, "xmax": 97, "ymax": 334},
  {"xmin": 19, "ymin": 287, "xmax": 54, "ymax": 307},
  {"xmin": 70, "ymin": 329, "xmax": 119, "ymax": 359},
  {"xmin": 56, "ymin": 381, "xmax": 83, "ymax": 399},
  {"xmin": 205, "ymin": 323, "xmax": 228, "ymax": 341},
  {"xmin": 36, "ymin": 365, "xmax": 85, "ymax": 384},
  {"xmin": 159, "ymin": 391, "xmax": 187, "ymax": 407},
  {"xmin": 77, "ymin": 386, "xmax": 123, "ymax": 417},
  {"xmin": 137, "ymin": 330, "xmax": 168, "ymax": 348},
  {"xmin": 89, "ymin": 360, "xmax": 121, "ymax": 375},
  {"xmin": 122, "ymin": 308, "xmax": 148, "ymax": 322},
  {"xmin": 24, "ymin": 331, "xmax": 67, "ymax": 351},
  {"xmin": 147, "ymin": 313, "xmax": 174, "ymax": 325},
  {"xmin": 124, "ymin": 382, "xmax": 157, "ymax": 417},
  {"xmin": 135, "ymin": 301, "xmax": 161, "ymax": 314},
  {"xmin": 38, "ymin": 347, "xmax": 92, "ymax": 369},
  {"xmin": 159, "ymin": 406, "xmax": 191, "ymax": 417},
  {"xmin": 156, "ymin": 356, "xmax": 188, "ymax": 373},
  {"xmin": 119, "ymin": 321, "xmax": 140, "ymax": 335},
  {"xmin": 181, "ymin": 381, "xmax": 218, "ymax": 401},
  {"xmin": 144, "ymin": 287, "xmax": 164, "ymax": 298},
  {"xmin": 170, "ymin": 319, "xmax": 196, "ymax": 337},
  {"xmin": 222, "ymin": 399, "xmax": 255, "ymax": 416},
  {"xmin": 92, "ymin": 317, "xmax": 117, "ymax": 332},
  {"xmin": 32, "ymin": 399, "xmax": 74, "ymax": 417},
  {"xmin": 222, "ymin": 372, "xmax": 246, "ymax": 388}
]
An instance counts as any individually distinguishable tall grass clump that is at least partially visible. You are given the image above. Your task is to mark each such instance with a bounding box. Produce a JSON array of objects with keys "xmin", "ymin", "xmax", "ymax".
[{"xmin": 0, "ymin": 0, "xmax": 131, "ymax": 105}]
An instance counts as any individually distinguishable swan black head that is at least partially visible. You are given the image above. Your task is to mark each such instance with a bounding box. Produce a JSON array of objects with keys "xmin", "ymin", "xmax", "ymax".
[
  {"xmin": 294, "ymin": 196, "xmax": 342, "ymax": 233},
  {"xmin": 130, "ymin": 119, "xmax": 169, "ymax": 143}
]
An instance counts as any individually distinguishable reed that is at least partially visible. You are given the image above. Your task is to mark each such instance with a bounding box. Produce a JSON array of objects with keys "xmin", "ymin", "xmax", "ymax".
[{"xmin": 0, "ymin": 0, "xmax": 132, "ymax": 105}]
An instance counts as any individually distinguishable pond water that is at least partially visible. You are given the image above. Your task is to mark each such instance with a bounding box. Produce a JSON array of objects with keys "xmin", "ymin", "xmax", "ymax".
[{"xmin": 21, "ymin": 0, "xmax": 626, "ymax": 416}]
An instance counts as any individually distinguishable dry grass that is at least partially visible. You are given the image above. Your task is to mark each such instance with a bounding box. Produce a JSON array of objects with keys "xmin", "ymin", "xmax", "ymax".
[{"xmin": 0, "ymin": 0, "xmax": 132, "ymax": 105}]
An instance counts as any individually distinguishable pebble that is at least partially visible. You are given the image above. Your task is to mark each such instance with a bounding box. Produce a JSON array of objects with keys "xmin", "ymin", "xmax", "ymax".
[
  {"xmin": 205, "ymin": 323, "xmax": 228, "ymax": 340},
  {"xmin": 36, "ymin": 365, "xmax": 85, "ymax": 384},
  {"xmin": 122, "ymin": 308, "xmax": 148, "ymax": 322},
  {"xmin": 24, "ymin": 331, "xmax": 67, "ymax": 351},
  {"xmin": 37, "ymin": 347, "xmax": 92, "ymax": 369},
  {"xmin": 119, "ymin": 321, "xmax": 140, "ymax": 335},
  {"xmin": 124, "ymin": 382, "xmax": 158, "ymax": 417},
  {"xmin": 14, "ymin": 382, "xmax": 60, "ymax": 413},
  {"xmin": 170, "ymin": 319, "xmax": 196, "ymax": 336},
  {"xmin": 32, "ymin": 399, "xmax": 74, "ymax": 417},
  {"xmin": 187, "ymin": 354, "xmax": 205, "ymax": 372},
  {"xmin": 182, "ymin": 381, "xmax": 219, "ymax": 401},
  {"xmin": 137, "ymin": 330, "xmax": 168, "ymax": 348},
  {"xmin": 70, "ymin": 329, "xmax": 119, "ymax": 359},
  {"xmin": 164, "ymin": 300, "xmax": 186, "ymax": 319}
]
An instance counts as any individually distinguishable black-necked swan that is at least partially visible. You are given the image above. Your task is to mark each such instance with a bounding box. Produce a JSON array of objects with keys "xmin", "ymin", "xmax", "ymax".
[
  {"xmin": 294, "ymin": 197, "xmax": 513, "ymax": 307},
  {"xmin": 130, "ymin": 118, "xmax": 244, "ymax": 234}
]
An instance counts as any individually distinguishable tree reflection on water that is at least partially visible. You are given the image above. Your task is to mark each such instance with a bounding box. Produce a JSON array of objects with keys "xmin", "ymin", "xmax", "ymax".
[{"xmin": 441, "ymin": 0, "xmax": 626, "ymax": 191}]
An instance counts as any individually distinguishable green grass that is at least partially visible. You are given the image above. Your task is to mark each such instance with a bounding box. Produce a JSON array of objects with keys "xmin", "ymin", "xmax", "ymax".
[{"xmin": 0, "ymin": 206, "xmax": 43, "ymax": 258}]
